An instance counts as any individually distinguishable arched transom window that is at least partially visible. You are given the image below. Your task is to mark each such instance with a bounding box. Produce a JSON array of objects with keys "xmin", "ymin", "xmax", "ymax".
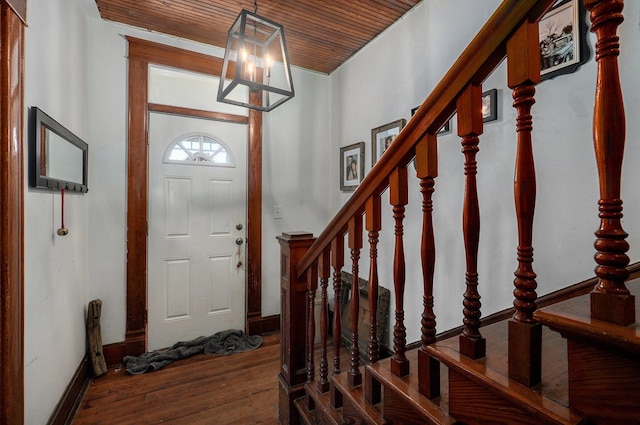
[{"xmin": 164, "ymin": 133, "xmax": 235, "ymax": 167}]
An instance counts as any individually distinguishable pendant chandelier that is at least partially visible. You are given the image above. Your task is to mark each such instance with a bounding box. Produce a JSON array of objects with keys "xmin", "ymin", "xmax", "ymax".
[{"xmin": 217, "ymin": 1, "xmax": 295, "ymax": 112}]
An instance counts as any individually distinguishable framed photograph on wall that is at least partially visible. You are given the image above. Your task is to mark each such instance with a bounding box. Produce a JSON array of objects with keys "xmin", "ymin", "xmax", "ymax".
[
  {"xmin": 482, "ymin": 89, "xmax": 498, "ymax": 122},
  {"xmin": 438, "ymin": 120, "xmax": 451, "ymax": 134},
  {"xmin": 340, "ymin": 142, "xmax": 365, "ymax": 191},
  {"xmin": 411, "ymin": 106, "xmax": 450, "ymax": 135},
  {"xmin": 539, "ymin": 0, "xmax": 590, "ymax": 80},
  {"xmin": 371, "ymin": 119, "xmax": 406, "ymax": 166}
]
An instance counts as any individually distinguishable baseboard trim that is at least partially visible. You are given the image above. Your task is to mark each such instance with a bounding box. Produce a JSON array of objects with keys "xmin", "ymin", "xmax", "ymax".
[
  {"xmin": 103, "ymin": 341, "xmax": 126, "ymax": 367},
  {"xmin": 46, "ymin": 356, "xmax": 91, "ymax": 425},
  {"xmin": 262, "ymin": 314, "xmax": 281, "ymax": 334},
  {"xmin": 248, "ymin": 314, "xmax": 281, "ymax": 335}
]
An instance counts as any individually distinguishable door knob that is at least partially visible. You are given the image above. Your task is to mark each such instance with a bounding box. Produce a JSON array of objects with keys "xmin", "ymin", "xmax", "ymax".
[
  {"xmin": 236, "ymin": 223, "xmax": 243, "ymax": 230},
  {"xmin": 236, "ymin": 237, "xmax": 244, "ymax": 246}
]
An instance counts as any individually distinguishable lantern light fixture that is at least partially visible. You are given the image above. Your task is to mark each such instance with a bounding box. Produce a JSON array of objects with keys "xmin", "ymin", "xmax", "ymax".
[{"xmin": 217, "ymin": 1, "xmax": 295, "ymax": 112}]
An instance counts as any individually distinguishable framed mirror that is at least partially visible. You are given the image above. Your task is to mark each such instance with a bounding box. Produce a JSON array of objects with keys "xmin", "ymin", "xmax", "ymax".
[{"xmin": 29, "ymin": 107, "xmax": 88, "ymax": 192}]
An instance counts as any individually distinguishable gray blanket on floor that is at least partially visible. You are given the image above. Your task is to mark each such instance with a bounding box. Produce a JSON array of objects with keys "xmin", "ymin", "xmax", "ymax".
[{"xmin": 122, "ymin": 329, "xmax": 263, "ymax": 375}]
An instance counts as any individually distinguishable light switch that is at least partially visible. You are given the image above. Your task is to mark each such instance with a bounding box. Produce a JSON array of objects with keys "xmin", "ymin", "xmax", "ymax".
[{"xmin": 273, "ymin": 205, "xmax": 282, "ymax": 219}]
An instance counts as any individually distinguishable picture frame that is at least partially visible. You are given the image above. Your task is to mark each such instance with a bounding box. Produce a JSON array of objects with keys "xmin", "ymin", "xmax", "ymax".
[
  {"xmin": 539, "ymin": 0, "xmax": 590, "ymax": 80},
  {"xmin": 371, "ymin": 118, "xmax": 406, "ymax": 166},
  {"xmin": 482, "ymin": 89, "xmax": 497, "ymax": 123},
  {"xmin": 340, "ymin": 142, "xmax": 365, "ymax": 191},
  {"xmin": 438, "ymin": 120, "xmax": 451, "ymax": 134},
  {"xmin": 411, "ymin": 106, "xmax": 450, "ymax": 135}
]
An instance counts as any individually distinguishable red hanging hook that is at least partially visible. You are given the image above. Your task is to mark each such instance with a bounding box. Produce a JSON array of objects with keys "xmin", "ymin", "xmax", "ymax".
[{"xmin": 57, "ymin": 188, "xmax": 69, "ymax": 236}]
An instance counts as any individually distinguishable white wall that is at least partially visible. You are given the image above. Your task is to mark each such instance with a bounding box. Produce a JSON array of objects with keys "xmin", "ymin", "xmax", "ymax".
[
  {"xmin": 330, "ymin": 0, "xmax": 502, "ymax": 342},
  {"xmin": 24, "ymin": 0, "xmax": 90, "ymax": 423},
  {"xmin": 329, "ymin": 0, "xmax": 640, "ymax": 343},
  {"xmin": 262, "ymin": 67, "xmax": 333, "ymax": 314}
]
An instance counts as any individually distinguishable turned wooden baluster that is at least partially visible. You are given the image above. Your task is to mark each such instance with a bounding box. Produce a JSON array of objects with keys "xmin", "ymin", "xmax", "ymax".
[
  {"xmin": 331, "ymin": 235, "xmax": 345, "ymax": 375},
  {"xmin": 390, "ymin": 166, "xmax": 410, "ymax": 377},
  {"xmin": 348, "ymin": 214, "xmax": 363, "ymax": 387},
  {"xmin": 306, "ymin": 261, "xmax": 318, "ymax": 383},
  {"xmin": 506, "ymin": 21, "xmax": 543, "ymax": 387},
  {"xmin": 318, "ymin": 249, "xmax": 331, "ymax": 393},
  {"xmin": 366, "ymin": 195, "xmax": 382, "ymax": 365},
  {"xmin": 416, "ymin": 133, "xmax": 440, "ymax": 398},
  {"xmin": 584, "ymin": 0, "xmax": 634, "ymax": 326},
  {"xmin": 457, "ymin": 84, "xmax": 486, "ymax": 359},
  {"xmin": 330, "ymin": 234, "xmax": 345, "ymax": 409},
  {"xmin": 364, "ymin": 194, "xmax": 383, "ymax": 405}
]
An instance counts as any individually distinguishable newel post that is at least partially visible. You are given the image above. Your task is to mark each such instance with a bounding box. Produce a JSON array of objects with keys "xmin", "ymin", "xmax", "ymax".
[{"xmin": 278, "ymin": 232, "xmax": 316, "ymax": 425}]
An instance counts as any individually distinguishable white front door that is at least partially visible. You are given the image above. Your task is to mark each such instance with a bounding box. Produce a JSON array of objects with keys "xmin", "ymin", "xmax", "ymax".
[{"xmin": 147, "ymin": 112, "xmax": 247, "ymax": 351}]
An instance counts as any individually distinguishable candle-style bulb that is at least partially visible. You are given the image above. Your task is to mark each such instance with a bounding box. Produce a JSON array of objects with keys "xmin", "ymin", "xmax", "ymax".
[
  {"xmin": 246, "ymin": 62, "xmax": 254, "ymax": 81},
  {"xmin": 264, "ymin": 54, "xmax": 272, "ymax": 78}
]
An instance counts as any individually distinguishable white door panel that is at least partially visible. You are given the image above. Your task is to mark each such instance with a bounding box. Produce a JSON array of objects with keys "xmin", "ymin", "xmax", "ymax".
[{"xmin": 148, "ymin": 112, "xmax": 247, "ymax": 351}]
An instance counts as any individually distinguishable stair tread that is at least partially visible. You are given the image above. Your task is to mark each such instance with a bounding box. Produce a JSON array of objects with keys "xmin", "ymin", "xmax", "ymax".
[
  {"xmin": 421, "ymin": 277, "xmax": 640, "ymax": 423},
  {"xmin": 427, "ymin": 343, "xmax": 584, "ymax": 424},
  {"xmin": 331, "ymin": 369, "xmax": 388, "ymax": 425},
  {"xmin": 304, "ymin": 382, "xmax": 343, "ymax": 425},
  {"xmin": 294, "ymin": 397, "xmax": 317, "ymax": 425},
  {"xmin": 367, "ymin": 350, "xmax": 457, "ymax": 424},
  {"xmin": 535, "ymin": 277, "xmax": 640, "ymax": 355},
  {"xmin": 432, "ymin": 318, "xmax": 570, "ymax": 405}
]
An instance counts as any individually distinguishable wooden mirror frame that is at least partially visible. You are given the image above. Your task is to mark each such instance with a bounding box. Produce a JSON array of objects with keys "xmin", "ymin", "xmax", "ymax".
[{"xmin": 29, "ymin": 106, "xmax": 88, "ymax": 193}]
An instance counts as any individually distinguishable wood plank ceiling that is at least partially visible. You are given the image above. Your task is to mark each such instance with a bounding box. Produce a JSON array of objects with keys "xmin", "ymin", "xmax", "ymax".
[{"xmin": 94, "ymin": 0, "xmax": 422, "ymax": 74}]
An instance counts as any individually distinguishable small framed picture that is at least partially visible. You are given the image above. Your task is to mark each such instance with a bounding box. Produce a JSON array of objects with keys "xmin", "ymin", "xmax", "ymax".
[
  {"xmin": 371, "ymin": 119, "xmax": 406, "ymax": 166},
  {"xmin": 539, "ymin": 0, "xmax": 589, "ymax": 80},
  {"xmin": 438, "ymin": 120, "xmax": 451, "ymax": 134},
  {"xmin": 482, "ymin": 89, "xmax": 497, "ymax": 123},
  {"xmin": 412, "ymin": 105, "xmax": 450, "ymax": 134},
  {"xmin": 340, "ymin": 142, "xmax": 365, "ymax": 191}
]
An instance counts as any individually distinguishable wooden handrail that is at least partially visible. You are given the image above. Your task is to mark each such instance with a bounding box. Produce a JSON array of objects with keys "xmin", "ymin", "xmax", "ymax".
[{"xmin": 296, "ymin": 0, "xmax": 556, "ymax": 279}]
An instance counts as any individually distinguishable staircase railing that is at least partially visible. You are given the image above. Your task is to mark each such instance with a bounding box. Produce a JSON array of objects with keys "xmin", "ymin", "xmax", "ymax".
[{"xmin": 278, "ymin": 0, "xmax": 634, "ymax": 423}]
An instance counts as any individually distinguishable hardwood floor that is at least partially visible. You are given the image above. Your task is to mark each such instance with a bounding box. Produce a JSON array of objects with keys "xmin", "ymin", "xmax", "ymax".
[{"xmin": 72, "ymin": 333, "xmax": 281, "ymax": 424}]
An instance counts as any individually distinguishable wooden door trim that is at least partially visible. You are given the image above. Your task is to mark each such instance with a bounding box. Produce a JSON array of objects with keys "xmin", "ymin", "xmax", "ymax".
[
  {"xmin": 0, "ymin": 3, "xmax": 25, "ymax": 424},
  {"xmin": 125, "ymin": 37, "xmax": 264, "ymax": 356},
  {"xmin": 247, "ymin": 91, "xmax": 263, "ymax": 334},
  {"xmin": 4, "ymin": 0, "xmax": 25, "ymax": 23},
  {"xmin": 148, "ymin": 103, "xmax": 248, "ymax": 124}
]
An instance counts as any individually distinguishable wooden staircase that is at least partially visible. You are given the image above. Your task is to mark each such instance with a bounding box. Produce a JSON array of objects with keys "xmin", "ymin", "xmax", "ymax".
[
  {"xmin": 278, "ymin": 1, "xmax": 639, "ymax": 424},
  {"xmin": 289, "ymin": 275, "xmax": 640, "ymax": 425}
]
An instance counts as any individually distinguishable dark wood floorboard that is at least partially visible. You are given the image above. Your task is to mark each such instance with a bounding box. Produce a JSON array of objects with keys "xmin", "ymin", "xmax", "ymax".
[{"xmin": 72, "ymin": 333, "xmax": 281, "ymax": 425}]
